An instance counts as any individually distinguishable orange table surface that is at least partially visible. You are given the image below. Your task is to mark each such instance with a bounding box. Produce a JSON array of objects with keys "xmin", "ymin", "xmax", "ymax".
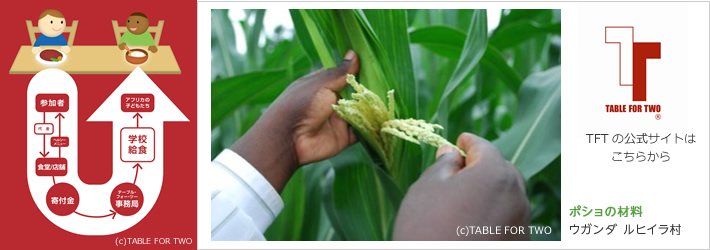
[{"xmin": 10, "ymin": 45, "xmax": 181, "ymax": 74}]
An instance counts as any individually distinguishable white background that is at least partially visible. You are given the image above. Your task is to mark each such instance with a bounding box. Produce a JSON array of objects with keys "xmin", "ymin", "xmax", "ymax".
[
  {"xmin": 566, "ymin": 2, "xmax": 709, "ymax": 249},
  {"xmin": 197, "ymin": 1, "xmax": 709, "ymax": 249}
]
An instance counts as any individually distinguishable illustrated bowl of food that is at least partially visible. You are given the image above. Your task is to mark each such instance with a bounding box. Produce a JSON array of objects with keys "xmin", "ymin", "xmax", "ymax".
[
  {"xmin": 36, "ymin": 49, "xmax": 66, "ymax": 66},
  {"xmin": 125, "ymin": 49, "xmax": 149, "ymax": 64}
]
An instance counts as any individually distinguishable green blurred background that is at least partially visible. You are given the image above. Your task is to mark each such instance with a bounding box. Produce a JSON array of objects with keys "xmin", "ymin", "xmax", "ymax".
[{"xmin": 211, "ymin": 9, "xmax": 561, "ymax": 241}]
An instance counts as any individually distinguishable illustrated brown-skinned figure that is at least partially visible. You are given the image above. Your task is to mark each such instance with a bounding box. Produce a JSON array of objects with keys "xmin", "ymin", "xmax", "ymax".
[{"xmin": 118, "ymin": 12, "xmax": 158, "ymax": 53}]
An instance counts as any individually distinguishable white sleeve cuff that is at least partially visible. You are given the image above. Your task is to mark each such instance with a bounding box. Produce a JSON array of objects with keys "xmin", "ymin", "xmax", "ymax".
[{"xmin": 210, "ymin": 149, "xmax": 283, "ymax": 240}]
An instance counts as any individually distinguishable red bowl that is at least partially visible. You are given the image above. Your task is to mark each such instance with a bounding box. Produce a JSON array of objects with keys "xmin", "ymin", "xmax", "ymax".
[{"xmin": 125, "ymin": 49, "xmax": 149, "ymax": 64}]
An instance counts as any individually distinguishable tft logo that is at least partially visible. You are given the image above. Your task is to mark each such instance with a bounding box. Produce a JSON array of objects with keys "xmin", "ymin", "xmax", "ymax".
[
  {"xmin": 604, "ymin": 26, "xmax": 662, "ymax": 119},
  {"xmin": 605, "ymin": 26, "xmax": 661, "ymax": 101}
]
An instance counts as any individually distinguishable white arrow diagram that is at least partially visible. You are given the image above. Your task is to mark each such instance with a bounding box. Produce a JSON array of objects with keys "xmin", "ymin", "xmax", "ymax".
[{"xmin": 27, "ymin": 67, "xmax": 187, "ymax": 236}]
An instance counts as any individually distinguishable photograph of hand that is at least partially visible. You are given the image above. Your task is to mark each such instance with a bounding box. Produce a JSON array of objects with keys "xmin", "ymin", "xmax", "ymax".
[{"xmin": 210, "ymin": 9, "xmax": 561, "ymax": 241}]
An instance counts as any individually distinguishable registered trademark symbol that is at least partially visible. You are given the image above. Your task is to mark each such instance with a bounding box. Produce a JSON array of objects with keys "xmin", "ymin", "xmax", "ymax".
[{"xmin": 655, "ymin": 114, "xmax": 661, "ymax": 120}]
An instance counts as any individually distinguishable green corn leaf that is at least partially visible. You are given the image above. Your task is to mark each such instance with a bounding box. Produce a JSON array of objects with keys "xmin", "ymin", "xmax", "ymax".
[
  {"xmin": 244, "ymin": 9, "xmax": 266, "ymax": 70},
  {"xmin": 361, "ymin": 9, "xmax": 418, "ymax": 118},
  {"xmin": 409, "ymin": 25, "xmax": 522, "ymax": 93},
  {"xmin": 337, "ymin": 10, "xmax": 391, "ymax": 101},
  {"xmin": 489, "ymin": 20, "xmax": 561, "ymax": 50},
  {"xmin": 263, "ymin": 40, "xmax": 298, "ymax": 69},
  {"xmin": 294, "ymin": 9, "xmax": 349, "ymax": 68},
  {"xmin": 352, "ymin": 10, "xmax": 423, "ymax": 188},
  {"xmin": 211, "ymin": 70, "xmax": 284, "ymax": 128},
  {"xmin": 290, "ymin": 9, "xmax": 320, "ymax": 64},
  {"xmin": 211, "ymin": 56, "xmax": 310, "ymax": 128},
  {"xmin": 264, "ymin": 168, "xmax": 307, "ymax": 240},
  {"xmin": 440, "ymin": 10, "xmax": 487, "ymax": 101},
  {"xmin": 409, "ymin": 25, "xmax": 466, "ymax": 59},
  {"xmin": 494, "ymin": 66, "xmax": 561, "ymax": 179},
  {"xmin": 481, "ymin": 45, "xmax": 524, "ymax": 93},
  {"xmin": 436, "ymin": 9, "xmax": 487, "ymax": 137},
  {"xmin": 497, "ymin": 9, "xmax": 553, "ymax": 28},
  {"xmin": 211, "ymin": 9, "xmax": 240, "ymax": 79},
  {"xmin": 265, "ymin": 164, "xmax": 333, "ymax": 240},
  {"xmin": 298, "ymin": 9, "xmax": 337, "ymax": 67},
  {"xmin": 321, "ymin": 145, "xmax": 398, "ymax": 241}
]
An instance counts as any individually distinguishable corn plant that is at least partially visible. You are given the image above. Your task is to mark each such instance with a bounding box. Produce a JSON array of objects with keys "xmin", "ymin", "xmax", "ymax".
[{"xmin": 211, "ymin": 9, "xmax": 561, "ymax": 241}]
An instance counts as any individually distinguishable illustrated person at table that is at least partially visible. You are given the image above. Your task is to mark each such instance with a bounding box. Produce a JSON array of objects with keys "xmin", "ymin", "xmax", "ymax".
[
  {"xmin": 210, "ymin": 50, "xmax": 531, "ymax": 241},
  {"xmin": 32, "ymin": 9, "xmax": 70, "ymax": 54},
  {"xmin": 118, "ymin": 12, "xmax": 158, "ymax": 53}
]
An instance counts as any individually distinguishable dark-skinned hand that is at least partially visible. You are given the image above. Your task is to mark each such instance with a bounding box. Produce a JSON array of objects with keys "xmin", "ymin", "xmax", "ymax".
[
  {"xmin": 393, "ymin": 133, "xmax": 531, "ymax": 240},
  {"xmin": 230, "ymin": 50, "xmax": 359, "ymax": 192}
]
